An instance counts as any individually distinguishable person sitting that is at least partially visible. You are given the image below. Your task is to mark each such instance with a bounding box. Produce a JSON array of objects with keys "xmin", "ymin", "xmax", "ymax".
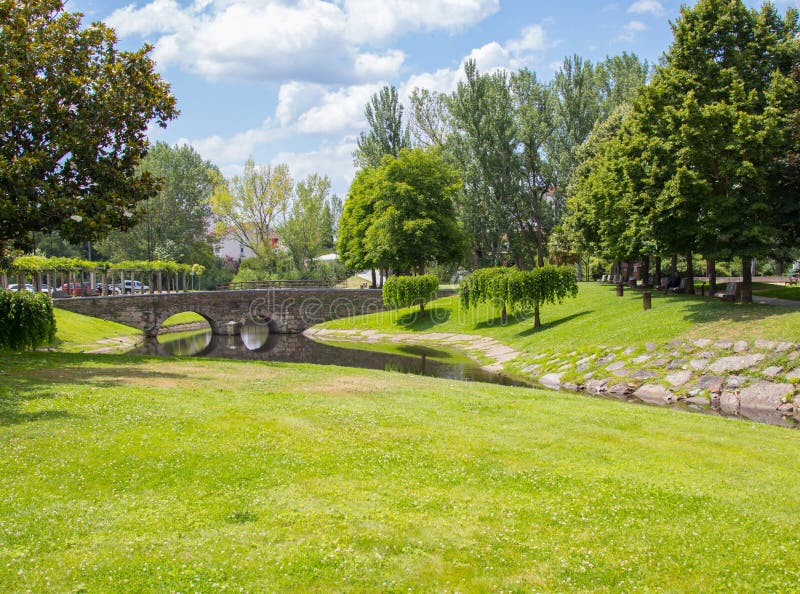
[{"xmin": 665, "ymin": 272, "xmax": 681, "ymax": 293}]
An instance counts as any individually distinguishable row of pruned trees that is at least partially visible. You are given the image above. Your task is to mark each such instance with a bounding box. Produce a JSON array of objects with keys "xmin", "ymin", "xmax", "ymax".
[
  {"xmin": 565, "ymin": 0, "xmax": 800, "ymax": 301},
  {"xmin": 3, "ymin": 255, "xmax": 205, "ymax": 296}
]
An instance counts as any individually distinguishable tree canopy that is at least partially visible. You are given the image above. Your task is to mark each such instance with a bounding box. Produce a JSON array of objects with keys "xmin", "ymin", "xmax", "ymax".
[
  {"xmin": 338, "ymin": 148, "xmax": 465, "ymax": 273},
  {"xmin": 0, "ymin": 0, "xmax": 177, "ymax": 254},
  {"xmin": 99, "ymin": 143, "xmax": 219, "ymax": 263}
]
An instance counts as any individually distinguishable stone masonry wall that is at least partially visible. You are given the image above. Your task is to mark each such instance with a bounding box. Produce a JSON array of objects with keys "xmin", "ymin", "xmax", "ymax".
[{"xmin": 54, "ymin": 289, "xmax": 386, "ymax": 336}]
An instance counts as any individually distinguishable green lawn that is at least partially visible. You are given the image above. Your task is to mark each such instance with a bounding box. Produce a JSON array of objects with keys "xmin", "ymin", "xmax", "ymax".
[
  {"xmin": 1, "ymin": 353, "xmax": 799, "ymax": 591},
  {"xmin": 321, "ymin": 282, "xmax": 800, "ymax": 352},
  {"xmin": 52, "ymin": 308, "xmax": 140, "ymax": 353},
  {"xmin": 752, "ymin": 281, "xmax": 800, "ymax": 301}
]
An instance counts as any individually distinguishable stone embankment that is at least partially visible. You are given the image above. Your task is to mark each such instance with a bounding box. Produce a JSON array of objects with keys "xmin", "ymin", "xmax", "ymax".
[{"xmin": 308, "ymin": 329, "xmax": 800, "ymax": 426}]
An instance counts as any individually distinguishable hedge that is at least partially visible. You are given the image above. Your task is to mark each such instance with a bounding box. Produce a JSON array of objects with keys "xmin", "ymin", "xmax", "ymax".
[{"xmin": 0, "ymin": 290, "xmax": 56, "ymax": 351}]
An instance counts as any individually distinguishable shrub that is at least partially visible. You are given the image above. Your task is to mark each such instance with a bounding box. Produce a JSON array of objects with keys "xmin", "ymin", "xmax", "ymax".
[
  {"xmin": 0, "ymin": 290, "xmax": 57, "ymax": 350},
  {"xmin": 383, "ymin": 275, "xmax": 439, "ymax": 315}
]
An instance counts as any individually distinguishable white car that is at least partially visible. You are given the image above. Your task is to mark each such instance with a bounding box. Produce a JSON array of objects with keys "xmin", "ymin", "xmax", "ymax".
[
  {"xmin": 6, "ymin": 283, "xmax": 35, "ymax": 292},
  {"xmin": 115, "ymin": 280, "xmax": 150, "ymax": 294}
]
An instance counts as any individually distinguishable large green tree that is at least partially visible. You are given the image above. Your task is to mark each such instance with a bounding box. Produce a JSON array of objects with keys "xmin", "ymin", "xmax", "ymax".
[
  {"xmin": 447, "ymin": 61, "xmax": 520, "ymax": 267},
  {"xmin": 339, "ymin": 148, "xmax": 465, "ymax": 273},
  {"xmin": 99, "ymin": 143, "xmax": 219, "ymax": 263},
  {"xmin": 0, "ymin": 0, "xmax": 177, "ymax": 256},
  {"xmin": 631, "ymin": 0, "xmax": 799, "ymax": 299}
]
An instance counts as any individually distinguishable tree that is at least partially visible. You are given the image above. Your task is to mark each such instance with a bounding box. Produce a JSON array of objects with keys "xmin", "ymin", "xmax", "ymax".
[
  {"xmin": 382, "ymin": 274, "xmax": 439, "ymax": 316},
  {"xmin": 353, "ymin": 85, "xmax": 411, "ymax": 169},
  {"xmin": 631, "ymin": 0, "xmax": 799, "ymax": 300},
  {"xmin": 460, "ymin": 266, "xmax": 578, "ymax": 329},
  {"xmin": 510, "ymin": 68, "xmax": 558, "ymax": 266},
  {"xmin": 447, "ymin": 61, "xmax": 521, "ymax": 267},
  {"xmin": 339, "ymin": 148, "xmax": 465, "ymax": 273},
  {"xmin": 210, "ymin": 160, "xmax": 293, "ymax": 259},
  {"xmin": 0, "ymin": 0, "xmax": 177, "ymax": 257},
  {"xmin": 280, "ymin": 174, "xmax": 339, "ymax": 270},
  {"xmin": 99, "ymin": 143, "xmax": 220, "ymax": 263}
]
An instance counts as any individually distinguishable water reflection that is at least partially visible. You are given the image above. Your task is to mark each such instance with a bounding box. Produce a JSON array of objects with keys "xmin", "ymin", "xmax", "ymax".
[{"xmin": 134, "ymin": 330, "xmax": 529, "ymax": 387}]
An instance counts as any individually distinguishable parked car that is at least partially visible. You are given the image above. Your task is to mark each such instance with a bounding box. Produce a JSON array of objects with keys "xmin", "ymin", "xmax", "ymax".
[
  {"xmin": 6, "ymin": 283, "xmax": 35, "ymax": 292},
  {"xmin": 60, "ymin": 282, "xmax": 98, "ymax": 296},
  {"xmin": 115, "ymin": 280, "xmax": 150, "ymax": 294},
  {"xmin": 39, "ymin": 284, "xmax": 54, "ymax": 296},
  {"xmin": 95, "ymin": 283, "xmax": 121, "ymax": 295}
]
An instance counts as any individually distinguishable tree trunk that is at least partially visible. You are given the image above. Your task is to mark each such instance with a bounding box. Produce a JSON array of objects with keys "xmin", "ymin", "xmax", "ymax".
[
  {"xmin": 501, "ymin": 304, "xmax": 508, "ymax": 325},
  {"xmin": 371, "ymin": 268, "xmax": 377, "ymax": 289},
  {"xmin": 654, "ymin": 256, "xmax": 662, "ymax": 288},
  {"xmin": 707, "ymin": 259, "xmax": 717, "ymax": 296},
  {"xmin": 741, "ymin": 256, "xmax": 753, "ymax": 303},
  {"xmin": 670, "ymin": 255, "xmax": 678, "ymax": 275},
  {"xmin": 533, "ymin": 302, "xmax": 541, "ymax": 329},
  {"xmin": 419, "ymin": 301, "xmax": 425, "ymax": 317},
  {"xmin": 685, "ymin": 251, "xmax": 694, "ymax": 295},
  {"xmin": 101, "ymin": 271, "xmax": 107, "ymax": 296},
  {"xmin": 776, "ymin": 259, "xmax": 784, "ymax": 276},
  {"xmin": 641, "ymin": 255, "xmax": 650, "ymax": 287}
]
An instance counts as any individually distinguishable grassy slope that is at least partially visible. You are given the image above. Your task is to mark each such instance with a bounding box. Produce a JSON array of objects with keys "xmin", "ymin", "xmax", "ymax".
[
  {"xmin": 321, "ymin": 282, "xmax": 800, "ymax": 352},
  {"xmin": 52, "ymin": 309, "xmax": 140, "ymax": 353},
  {"xmin": 1, "ymin": 353, "xmax": 799, "ymax": 591},
  {"xmin": 51, "ymin": 310, "xmax": 207, "ymax": 353}
]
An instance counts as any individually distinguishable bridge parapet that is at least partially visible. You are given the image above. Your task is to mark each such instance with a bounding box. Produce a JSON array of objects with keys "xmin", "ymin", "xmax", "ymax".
[{"xmin": 54, "ymin": 289, "xmax": 386, "ymax": 337}]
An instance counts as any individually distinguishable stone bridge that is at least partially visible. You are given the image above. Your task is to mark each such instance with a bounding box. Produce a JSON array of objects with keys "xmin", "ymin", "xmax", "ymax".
[{"xmin": 54, "ymin": 289, "xmax": 385, "ymax": 337}]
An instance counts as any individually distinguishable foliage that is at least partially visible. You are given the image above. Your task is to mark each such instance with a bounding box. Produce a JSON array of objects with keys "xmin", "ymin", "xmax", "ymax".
[
  {"xmin": 0, "ymin": 0, "xmax": 177, "ymax": 253},
  {"xmin": 99, "ymin": 143, "xmax": 220, "ymax": 262},
  {"xmin": 629, "ymin": 0, "xmax": 799, "ymax": 299},
  {"xmin": 382, "ymin": 274, "xmax": 439, "ymax": 314},
  {"xmin": 211, "ymin": 160, "xmax": 292, "ymax": 259},
  {"xmin": 0, "ymin": 290, "xmax": 56, "ymax": 350},
  {"xmin": 339, "ymin": 148, "xmax": 465, "ymax": 273},
  {"xmin": 460, "ymin": 266, "xmax": 578, "ymax": 328},
  {"xmin": 280, "ymin": 174, "xmax": 338, "ymax": 270},
  {"xmin": 353, "ymin": 85, "xmax": 411, "ymax": 169}
]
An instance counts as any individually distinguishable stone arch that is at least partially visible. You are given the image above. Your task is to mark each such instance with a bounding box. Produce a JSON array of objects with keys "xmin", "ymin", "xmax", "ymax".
[{"xmin": 151, "ymin": 308, "xmax": 216, "ymax": 338}]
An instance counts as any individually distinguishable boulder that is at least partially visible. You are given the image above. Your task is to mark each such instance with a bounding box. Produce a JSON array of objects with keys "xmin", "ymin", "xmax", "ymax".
[
  {"xmin": 634, "ymin": 384, "xmax": 675, "ymax": 405},
  {"xmin": 720, "ymin": 390, "xmax": 740, "ymax": 414},
  {"xmin": 665, "ymin": 370, "xmax": 693, "ymax": 387},
  {"xmin": 695, "ymin": 375, "xmax": 723, "ymax": 393},
  {"xmin": 707, "ymin": 354, "xmax": 766, "ymax": 374},
  {"xmin": 738, "ymin": 382, "xmax": 795, "ymax": 413},
  {"xmin": 539, "ymin": 373, "xmax": 564, "ymax": 390}
]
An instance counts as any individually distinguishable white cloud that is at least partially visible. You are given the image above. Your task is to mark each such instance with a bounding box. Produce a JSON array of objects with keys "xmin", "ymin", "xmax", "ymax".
[
  {"xmin": 106, "ymin": 0, "xmax": 498, "ymax": 84},
  {"xmin": 618, "ymin": 20, "xmax": 648, "ymax": 41},
  {"xmin": 273, "ymin": 140, "xmax": 358, "ymax": 196},
  {"xmin": 628, "ymin": 0, "xmax": 664, "ymax": 15},
  {"xmin": 343, "ymin": 0, "xmax": 500, "ymax": 43},
  {"xmin": 294, "ymin": 84, "xmax": 385, "ymax": 134},
  {"xmin": 507, "ymin": 24, "xmax": 547, "ymax": 54}
]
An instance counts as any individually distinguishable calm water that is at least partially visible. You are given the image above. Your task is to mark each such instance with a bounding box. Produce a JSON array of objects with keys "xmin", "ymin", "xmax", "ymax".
[{"xmin": 132, "ymin": 325, "xmax": 530, "ymax": 387}]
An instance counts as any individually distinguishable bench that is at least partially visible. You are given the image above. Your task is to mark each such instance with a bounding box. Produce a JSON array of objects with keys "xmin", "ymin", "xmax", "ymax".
[
  {"xmin": 667, "ymin": 278, "xmax": 689, "ymax": 294},
  {"xmin": 785, "ymin": 277, "xmax": 798, "ymax": 286},
  {"xmin": 714, "ymin": 282, "xmax": 741, "ymax": 302}
]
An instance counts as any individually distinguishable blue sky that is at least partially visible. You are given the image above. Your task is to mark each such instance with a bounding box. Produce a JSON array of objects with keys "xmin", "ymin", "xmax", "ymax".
[{"xmin": 67, "ymin": 0, "xmax": 799, "ymax": 196}]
